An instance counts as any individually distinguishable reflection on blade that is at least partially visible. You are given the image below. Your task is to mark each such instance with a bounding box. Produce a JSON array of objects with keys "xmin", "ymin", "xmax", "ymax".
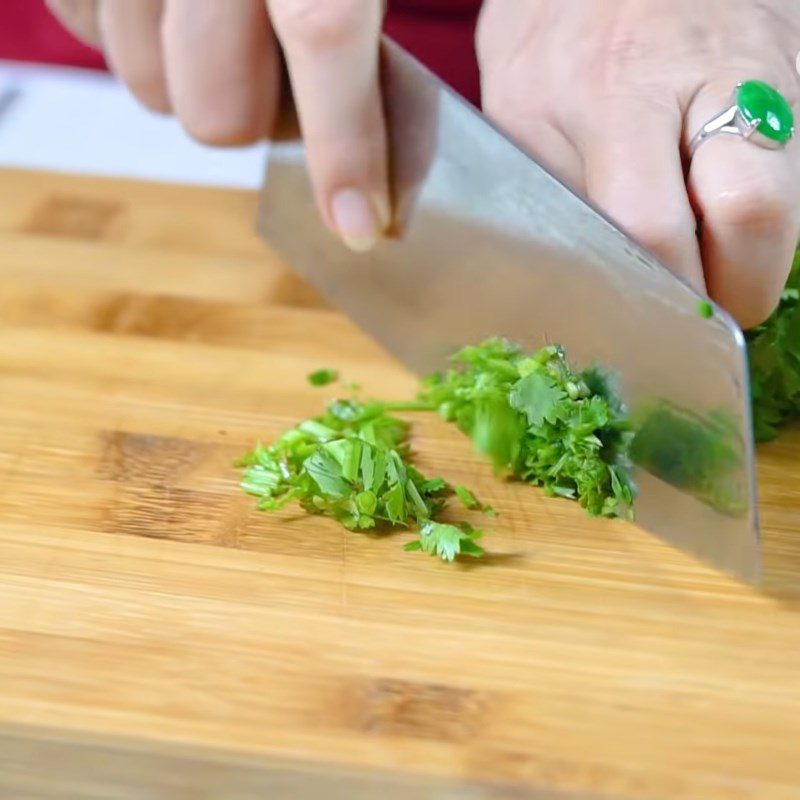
[{"xmin": 631, "ymin": 402, "xmax": 747, "ymax": 517}]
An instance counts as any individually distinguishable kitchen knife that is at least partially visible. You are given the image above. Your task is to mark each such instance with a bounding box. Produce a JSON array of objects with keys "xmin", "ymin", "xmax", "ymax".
[{"xmin": 258, "ymin": 39, "xmax": 760, "ymax": 582}]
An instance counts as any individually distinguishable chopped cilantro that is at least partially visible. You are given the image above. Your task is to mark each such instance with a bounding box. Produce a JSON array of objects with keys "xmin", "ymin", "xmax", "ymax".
[
  {"xmin": 454, "ymin": 485, "xmax": 495, "ymax": 516},
  {"xmin": 746, "ymin": 245, "xmax": 800, "ymax": 441},
  {"xmin": 238, "ymin": 399, "xmax": 442, "ymax": 529},
  {"xmin": 454, "ymin": 484, "xmax": 479, "ymax": 509},
  {"xmin": 307, "ymin": 368, "xmax": 338, "ymax": 387},
  {"xmin": 510, "ymin": 371, "xmax": 567, "ymax": 427},
  {"xmin": 419, "ymin": 339, "xmax": 634, "ymax": 518},
  {"xmin": 404, "ymin": 521, "xmax": 485, "ymax": 561},
  {"xmin": 236, "ymin": 398, "xmax": 487, "ymax": 561}
]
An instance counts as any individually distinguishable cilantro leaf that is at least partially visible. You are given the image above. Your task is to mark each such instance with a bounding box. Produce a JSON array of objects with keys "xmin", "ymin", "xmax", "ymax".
[
  {"xmin": 453, "ymin": 485, "xmax": 495, "ymax": 516},
  {"xmin": 360, "ymin": 444, "xmax": 375, "ymax": 491},
  {"xmin": 454, "ymin": 484, "xmax": 479, "ymax": 509},
  {"xmin": 383, "ymin": 482, "xmax": 406, "ymax": 524},
  {"xmin": 509, "ymin": 371, "xmax": 566, "ymax": 427},
  {"xmin": 419, "ymin": 477, "xmax": 447, "ymax": 494},
  {"xmin": 404, "ymin": 521, "xmax": 485, "ymax": 562},
  {"xmin": 472, "ymin": 398, "xmax": 526, "ymax": 472},
  {"xmin": 304, "ymin": 449, "xmax": 349, "ymax": 498}
]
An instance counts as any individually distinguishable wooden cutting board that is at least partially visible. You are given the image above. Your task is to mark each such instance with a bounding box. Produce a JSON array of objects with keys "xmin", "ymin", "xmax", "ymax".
[{"xmin": 1, "ymin": 168, "xmax": 799, "ymax": 800}]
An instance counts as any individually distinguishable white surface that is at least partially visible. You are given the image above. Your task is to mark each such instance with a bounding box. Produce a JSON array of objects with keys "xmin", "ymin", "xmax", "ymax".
[{"xmin": 0, "ymin": 61, "xmax": 268, "ymax": 188}]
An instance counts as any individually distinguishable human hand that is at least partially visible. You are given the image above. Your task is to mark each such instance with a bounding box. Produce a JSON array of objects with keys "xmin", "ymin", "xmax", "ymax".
[
  {"xmin": 47, "ymin": 0, "xmax": 390, "ymax": 252},
  {"xmin": 477, "ymin": 0, "xmax": 800, "ymax": 327}
]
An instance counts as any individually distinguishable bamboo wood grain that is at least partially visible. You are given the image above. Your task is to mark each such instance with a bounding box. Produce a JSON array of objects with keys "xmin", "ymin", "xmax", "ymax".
[{"xmin": 0, "ymin": 168, "xmax": 799, "ymax": 800}]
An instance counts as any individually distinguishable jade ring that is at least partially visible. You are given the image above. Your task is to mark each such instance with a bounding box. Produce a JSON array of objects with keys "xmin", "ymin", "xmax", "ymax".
[{"xmin": 689, "ymin": 80, "xmax": 795, "ymax": 158}]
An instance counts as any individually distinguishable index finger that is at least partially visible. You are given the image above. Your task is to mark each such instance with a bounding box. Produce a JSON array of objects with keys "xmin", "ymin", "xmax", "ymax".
[{"xmin": 267, "ymin": 0, "xmax": 389, "ymax": 251}]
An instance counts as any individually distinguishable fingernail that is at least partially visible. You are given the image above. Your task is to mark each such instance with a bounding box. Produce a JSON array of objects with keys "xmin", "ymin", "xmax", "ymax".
[{"xmin": 331, "ymin": 188, "xmax": 381, "ymax": 252}]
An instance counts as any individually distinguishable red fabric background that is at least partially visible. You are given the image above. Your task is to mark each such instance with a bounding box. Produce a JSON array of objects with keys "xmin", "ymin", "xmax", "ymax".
[
  {"xmin": 386, "ymin": 1, "xmax": 481, "ymax": 104},
  {"xmin": 0, "ymin": 0, "xmax": 482, "ymax": 105},
  {"xmin": 0, "ymin": 0, "xmax": 107, "ymax": 70}
]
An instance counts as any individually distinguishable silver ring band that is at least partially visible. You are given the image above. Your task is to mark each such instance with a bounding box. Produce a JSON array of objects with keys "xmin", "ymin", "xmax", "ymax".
[
  {"xmin": 688, "ymin": 81, "xmax": 795, "ymax": 159},
  {"xmin": 689, "ymin": 104, "xmax": 784, "ymax": 159}
]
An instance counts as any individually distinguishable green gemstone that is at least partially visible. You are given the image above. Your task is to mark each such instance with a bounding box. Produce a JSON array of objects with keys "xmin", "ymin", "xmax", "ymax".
[{"xmin": 736, "ymin": 80, "xmax": 795, "ymax": 143}]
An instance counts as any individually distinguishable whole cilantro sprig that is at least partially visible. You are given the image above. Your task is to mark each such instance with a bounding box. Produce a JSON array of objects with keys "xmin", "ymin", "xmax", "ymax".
[
  {"xmin": 236, "ymin": 398, "xmax": 487, "ymax": 561},
  {"xmin": 746, "ymin": 245, "xmax": 800, "ymax": 441},
  {"xmin": 419, "ymin": 338, "xmax": 634, "ymax": 518}
]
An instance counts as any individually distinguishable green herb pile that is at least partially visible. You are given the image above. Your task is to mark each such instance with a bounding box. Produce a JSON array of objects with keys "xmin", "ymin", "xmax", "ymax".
[
  {"xmin": 238, "ymin": 341, "xmax": 633, "ymax": 562},
  {"xmin": 419, "ymin": 339, "xmax": 633, "ymax": 519},
  {"xmin": 746, "ymin": 246, "xmax": 800, "ymax": 441},
  {"xmin": 236, "ymin": 396, "xmax": 487, "ymax": 561}
]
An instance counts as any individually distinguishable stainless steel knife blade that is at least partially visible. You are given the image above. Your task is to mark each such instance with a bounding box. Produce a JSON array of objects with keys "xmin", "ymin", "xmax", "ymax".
[{"xmin": 258, "ymin": 39, "xmax": 760, "ymax": 581}]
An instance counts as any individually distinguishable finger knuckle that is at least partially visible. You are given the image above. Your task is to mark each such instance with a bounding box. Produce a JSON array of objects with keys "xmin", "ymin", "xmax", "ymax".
[
  {"xmin": 182, "ymin": 110, "xmax": 263, "ymax": 147},
  {"xmin": 710, "ymin": 175, "xmax": 796, "ymax": 233},
  {"xmin": 119, "ymin": 65, "xmax": 170, "ymax": 113},
  {"xmin": 271, "ymin": 0, "xmax": 364, "ymax": 48},
  {"xmin": 599, "ymin": 28, "xmax": 657, "ymax": 89},
  {"xmin": 481, "ymin": 82, "xmax": 554, "ymax": 134},
  {"xmin": 606, "ymin": 34, "xmax": 651, "ymax": 71}
]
